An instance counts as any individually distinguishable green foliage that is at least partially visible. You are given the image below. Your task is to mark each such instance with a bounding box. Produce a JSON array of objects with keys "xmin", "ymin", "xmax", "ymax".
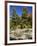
[
  {"xmin": 22, "ymin": 8, "xmax": 27, "ymax": 19},
  {"xmin": 10, "ymin": 9, "xmax": 17, "ymax": 30},
  {"xmin": 10, "ymin": 8, "xmax": 32, "ymax": 30}
]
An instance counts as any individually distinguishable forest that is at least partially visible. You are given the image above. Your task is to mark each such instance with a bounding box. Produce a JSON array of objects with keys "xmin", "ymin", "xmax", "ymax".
[
  {"xmin": 10, "ymin": 8, "xmax": 32, "ymax": 30},
  {"xmin": 10, "ymin": 8, "xmax": 32, "ymax": 40}
]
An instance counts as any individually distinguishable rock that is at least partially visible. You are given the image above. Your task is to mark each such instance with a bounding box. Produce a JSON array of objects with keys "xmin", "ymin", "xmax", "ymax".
[{"xmin": 10, "ymin": 28, "xmax": 32, "ymax": 40}]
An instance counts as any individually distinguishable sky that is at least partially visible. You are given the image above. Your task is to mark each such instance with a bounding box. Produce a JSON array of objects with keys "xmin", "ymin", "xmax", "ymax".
[{"xmin": 10, "ymin": 6, "xmax": 32, "ymax": 16}]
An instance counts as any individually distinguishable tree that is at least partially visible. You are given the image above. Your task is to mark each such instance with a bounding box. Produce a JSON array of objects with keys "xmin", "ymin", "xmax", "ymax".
[
  {"xmin": 20, "ymin": 8, "xmax": 28, "ymax": 28},
  {"xmin": 22, "ymin": 8, "xmax": 28, "ymax": 19},
  {"xmin": 10, "ymin": 9, "xmax": 17, "ymax": 30}
]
